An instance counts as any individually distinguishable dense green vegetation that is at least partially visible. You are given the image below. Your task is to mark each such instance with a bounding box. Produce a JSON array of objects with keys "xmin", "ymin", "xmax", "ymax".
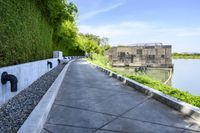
[
  {"xmin": 172, "ymin": 53, "xmax": 200, "ymax": 59},
  {"xmin": 88, "ymin": 54, "xmax": 200, "ymax": 108},
  {"xmin": 0, "ymin": 0, "xmax": 107, "ymax": 67},
  {"xmin": 126, "ymin": 75, "xmax": 200, "ymax": 108},
  {"xmin": 1, "ymin": 0, "xmax": 199, "ymax": 108},
  {"xmin": 0, "ymin": 0, "xmax": 53, "ymax": 66}
]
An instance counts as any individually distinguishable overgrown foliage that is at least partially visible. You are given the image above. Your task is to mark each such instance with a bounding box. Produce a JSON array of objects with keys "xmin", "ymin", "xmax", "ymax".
[
  {"xmin": 35, "ymin": 0, "xmax": 77, "ymax": 27},
  {"xmin": 0, "ymin": 0, "xmax": 109, "ymax": 66},
  {"xmin": 77, "ymin": 34, "xmax": 101, "ymax": 55},
  {"xmin": 39, "ymin": 0, "xmax": 81, "ymax": 55},
  {"xmin": 0, "ymin": 0, "xmax": 53, "ymax": 67},
  {"xmin": 0, "ymin": 0, "xmax": 80, "ymax": 66},
  {"xmin": 52, "ymin": 20, "xmax": 84, "ymax": 55},
  {"xmin": 39, "ymin": 1, "xmax": 105, "ymax": 56},
  {"xmin": 173, "ymin": 53, "xmax": 200, "ymax": 59},
  {"xmin": 88, "ymin": 54, "xmax": 111, "ymax": 67},
  {"xmin": 89, "ymin": 54, "xmax": 200, "ymax": 108},
  {"xmin": 126, "ymin": 74, "xmax": 200, "ymax": 108}
]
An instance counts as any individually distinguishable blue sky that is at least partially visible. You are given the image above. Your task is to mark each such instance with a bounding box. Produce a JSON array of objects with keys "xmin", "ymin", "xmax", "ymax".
[{"xmin": 71, "ymin": 0, "xmax": 200, "ymax": 52}]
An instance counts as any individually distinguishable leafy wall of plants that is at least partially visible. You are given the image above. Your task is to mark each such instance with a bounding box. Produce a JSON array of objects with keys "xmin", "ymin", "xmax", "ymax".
[
  {"xmin": 0, "ymin": 0, "xmax": 54, "ymax": 67},
  {"xmin": 0, "ymin": 0, "xmax": 106, "ymax": 67}
]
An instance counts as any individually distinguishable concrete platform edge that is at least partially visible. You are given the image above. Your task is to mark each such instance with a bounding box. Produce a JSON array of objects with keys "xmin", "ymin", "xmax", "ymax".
[
  {"xmin": 88, "ymin": 61, "xmax": 200, "ymax": 122},
  {"xmin": 17, "ymin": 60, "xmax": 74, "ymax": 133}
]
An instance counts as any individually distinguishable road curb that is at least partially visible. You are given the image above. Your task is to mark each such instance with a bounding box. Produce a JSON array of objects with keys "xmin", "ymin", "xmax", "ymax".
[
  {"xmin": 88, "ymin": 61, "xmax": 200, "ymax": 122},
  {"xmin": 17, "ymin": 60, "xmax": 74, "ymax": 133}
]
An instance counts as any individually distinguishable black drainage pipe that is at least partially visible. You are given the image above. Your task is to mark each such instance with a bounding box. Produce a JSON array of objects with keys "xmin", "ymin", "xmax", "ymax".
[
  {"xmin": 47, "ymin": 61, "xmax": 53, "ymax": 68},
  {"xmin": 58, "ymin": 59, "xmax": 61, "ymax": 64},
  {"xmin": 1, "ymin": 72, "xmax": 18, "ymax": 92}
]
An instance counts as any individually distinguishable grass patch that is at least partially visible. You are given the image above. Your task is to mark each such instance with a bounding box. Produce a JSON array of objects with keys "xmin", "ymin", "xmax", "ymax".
[
  {"xmin": 125, "ymin": 74, "xmax": 200, "ymax": 108},
  {"xmin": 172, "ymin": 53, "xmax": 200, "ymax": 59},
  {"xmin": 88, "ymin": 54, "xmax": 200, "ymax": 108}
]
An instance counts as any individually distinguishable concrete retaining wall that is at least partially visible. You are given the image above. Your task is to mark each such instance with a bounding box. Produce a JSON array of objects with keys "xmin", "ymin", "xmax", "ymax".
[
  {"xmin": 0, "ymin": 58, "xmax": 60, "ymax": 106},
  {"xmin": 18, "ymin": 60, "xmax": 73, "ymax": 133},
  {"xmin": 89, "ymin": 61, "xmax": 200, "ymax": 122}
]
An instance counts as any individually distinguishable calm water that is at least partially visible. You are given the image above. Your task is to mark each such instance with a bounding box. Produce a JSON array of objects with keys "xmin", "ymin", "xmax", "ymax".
[{"xmin": 114, "ymin": 59, "xmax": 200, "ymax": 96}]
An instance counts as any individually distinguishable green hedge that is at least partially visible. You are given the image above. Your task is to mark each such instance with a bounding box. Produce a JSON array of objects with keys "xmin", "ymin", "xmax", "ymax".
[{"xmin": 0, "ymin": 0, "xmax": 53, "ymax": 67}]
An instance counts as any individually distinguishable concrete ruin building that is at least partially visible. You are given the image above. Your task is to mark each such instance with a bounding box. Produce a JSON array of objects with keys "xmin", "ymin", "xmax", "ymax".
[{"xmin": 105, "ymin": 43, "xmax": 173, "ymax": 68}]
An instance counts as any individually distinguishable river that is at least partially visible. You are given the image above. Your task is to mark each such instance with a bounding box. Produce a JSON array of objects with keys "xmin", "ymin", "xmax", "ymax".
[{"xmin": 114, "ymin": 59, "xmax": 200, "ymax": 96}]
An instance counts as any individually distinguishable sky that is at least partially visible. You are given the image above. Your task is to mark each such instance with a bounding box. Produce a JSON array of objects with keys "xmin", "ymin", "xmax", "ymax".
[{"xmin": 70, "ymin": 0, "xmax": 200, "ymax": 52}]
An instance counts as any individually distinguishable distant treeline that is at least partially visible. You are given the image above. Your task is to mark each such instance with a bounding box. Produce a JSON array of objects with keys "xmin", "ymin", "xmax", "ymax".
[{"xmin": 172, "ymin": 53, "xmax": 200, "ymax": 59}]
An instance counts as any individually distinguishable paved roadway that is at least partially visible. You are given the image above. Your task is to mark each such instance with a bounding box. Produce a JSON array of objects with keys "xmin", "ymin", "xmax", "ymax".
[{"xmin": 42, "ymin": 60, "xmax": 200, "ymax": 133}]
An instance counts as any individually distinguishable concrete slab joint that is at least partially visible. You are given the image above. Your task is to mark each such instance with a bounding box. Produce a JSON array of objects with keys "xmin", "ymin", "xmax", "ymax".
[
  {"xmin": 17, "ymin": 60, "xmax": 74, "ymax": 133},
  {"xmin": 40, "ymin": 60, "xmax": 200, "ymax": 133},
  {"xmin": 88, "ymin": 61, "xmax": 200, "ymax": 122}
]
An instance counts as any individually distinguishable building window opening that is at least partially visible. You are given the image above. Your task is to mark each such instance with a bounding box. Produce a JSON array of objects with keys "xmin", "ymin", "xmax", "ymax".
[
  {"xmin": 137, "ymin": 49, "xmax": 143, "ymax": 55},
  {"xmin": 147, "ymin": 55, "xmax": 155, "ymax": 60},
  {"xmin": 161, "ymin": 55, "xmax": 165, "ymax": 58}
]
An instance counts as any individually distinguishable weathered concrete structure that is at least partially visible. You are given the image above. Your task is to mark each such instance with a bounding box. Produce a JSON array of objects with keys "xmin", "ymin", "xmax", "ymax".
[
  {"xmin": 105, "ymin": 43, "xmax": 173, "ymax": 68},
  {"xmin": 0, "ymin": 51, "xmax": 66, "ymax": 106}
]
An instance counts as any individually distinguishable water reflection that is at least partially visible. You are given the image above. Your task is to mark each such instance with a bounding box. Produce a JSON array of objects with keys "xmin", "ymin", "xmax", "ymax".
[
  {"xmin": 172, "ymin": 59, "xmax": 200, "ymax": 96},
  {"xmin": 114, "ymin": 67, "xmax": 172, "ymax": 86},
  {"xmin": 114, "ymin": 59, "xmax": 200, "ymax": 96}
]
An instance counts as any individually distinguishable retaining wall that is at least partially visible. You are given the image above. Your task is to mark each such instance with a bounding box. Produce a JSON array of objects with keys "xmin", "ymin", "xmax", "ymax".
[{"xmin": 0, "ymin": 58, "xmax": 60, "ymax": 106}]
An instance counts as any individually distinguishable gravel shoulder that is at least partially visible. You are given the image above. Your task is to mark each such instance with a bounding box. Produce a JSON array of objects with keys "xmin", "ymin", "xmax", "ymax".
[{"xmin": 0, "ymin": 64, "xmax": 65, "ymax": 133}]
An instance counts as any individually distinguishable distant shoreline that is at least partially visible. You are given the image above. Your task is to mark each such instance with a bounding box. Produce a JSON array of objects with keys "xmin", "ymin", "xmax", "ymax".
[{"xmin": 172, "ymin": 53, "xmax": 200, "ymax": 59}]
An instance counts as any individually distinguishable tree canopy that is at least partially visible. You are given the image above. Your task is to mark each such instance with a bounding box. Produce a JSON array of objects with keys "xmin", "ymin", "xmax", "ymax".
[
  {"xmin": 40, "ymin": 0, "xmax": 111, "ymax": 56},
  {"xmin": 0, "ymin": 0, "xmax": 111, "ymax": 67}
]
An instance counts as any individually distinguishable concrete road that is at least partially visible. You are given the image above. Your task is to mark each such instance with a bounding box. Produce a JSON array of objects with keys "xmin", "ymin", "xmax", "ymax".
[{"xmin": 42, "ymin": 60, "xmax": 200, "ymax": 133}]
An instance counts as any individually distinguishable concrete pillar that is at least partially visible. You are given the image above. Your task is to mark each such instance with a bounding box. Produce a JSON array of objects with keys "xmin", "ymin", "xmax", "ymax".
[{"xmin": 53, "ymin": 51, "xmax": 63, "ymax": 59}]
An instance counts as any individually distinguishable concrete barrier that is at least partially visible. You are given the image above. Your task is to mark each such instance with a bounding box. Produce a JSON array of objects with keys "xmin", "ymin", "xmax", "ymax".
[
  {"xmin": 18, "ymin": 60, "xmax": 74, "ymax": 133},
  {"xmin": 0, "ymin": 58, "xmax": 61, "ymax": 106},
  {"xmin": 88, "ymin": 61, "xmax": 200, "ymax": 122}
]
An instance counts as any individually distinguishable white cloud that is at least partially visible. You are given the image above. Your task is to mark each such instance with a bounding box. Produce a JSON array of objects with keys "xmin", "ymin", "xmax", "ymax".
[
  {"xmin": 79, "ymin": 2, "xmax": 124, "ymax": 22},
  {"xmin": 78, "ymin": 21, "xmax": 200, "ymax": 52}
]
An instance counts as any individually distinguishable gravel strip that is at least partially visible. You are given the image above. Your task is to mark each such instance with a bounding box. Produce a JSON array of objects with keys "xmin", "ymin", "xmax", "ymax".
[{"xmin": 0, "ymin": 64, "xmax": 65, "ymax": 133}]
